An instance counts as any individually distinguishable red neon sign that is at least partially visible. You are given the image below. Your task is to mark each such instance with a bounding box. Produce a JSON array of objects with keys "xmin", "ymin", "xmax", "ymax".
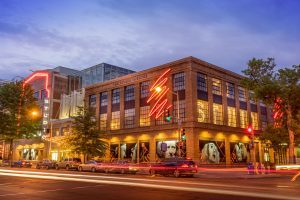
[
  {"xmin": 23, "ymin": 72, "xmax": 50, "ymax": 98},
  {"xmin": 147, "ymin": 68, "xmax": 172, "ymax": 119}
]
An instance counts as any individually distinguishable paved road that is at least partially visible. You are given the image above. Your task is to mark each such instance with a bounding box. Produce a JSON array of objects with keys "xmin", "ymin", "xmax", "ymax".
[{"xmin": 0, "ymin": 168, "xmax": 299, "ymax": 200}]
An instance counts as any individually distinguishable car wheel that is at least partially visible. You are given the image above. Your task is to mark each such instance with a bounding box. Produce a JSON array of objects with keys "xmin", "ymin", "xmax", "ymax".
[
  {"xmin": 78, "ymin": 166, "xmax": 83, "ymax": 172},
  {"xmin": 36, "ymin": 165, "xmax": 40, "ymax": 169},
  {"xmin": 66, "ymin": 165, "xmax": 70, "ymax": 171},
  {"xmin": 91, "ymin": 167, "xmax": 96, "ymax": 173},
  {"xmin": 149, "ymin": 169, "xmax": 155, "ymax": 176},
  {"xmin": 130, "ymin": 171, "xmax": 137, "ymax": 175},
  {"xmin": 55, "ymin": 165, "xmax": 59, "ymax": 170},
  {"xmin": 174, "ymin": 170, "xmax": 180, "ymax": 178}
]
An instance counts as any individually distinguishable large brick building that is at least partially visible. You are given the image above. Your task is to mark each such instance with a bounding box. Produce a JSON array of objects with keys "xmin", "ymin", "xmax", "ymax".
[{"xmin": 85, "ymin": 56, "xmax": 275, "ymax": 166}]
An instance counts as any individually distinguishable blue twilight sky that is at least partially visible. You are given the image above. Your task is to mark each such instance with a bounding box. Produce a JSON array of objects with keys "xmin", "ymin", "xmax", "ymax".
[{"xmin": 0, "ymin": 0, "xmax": 300, "ymax": 79}]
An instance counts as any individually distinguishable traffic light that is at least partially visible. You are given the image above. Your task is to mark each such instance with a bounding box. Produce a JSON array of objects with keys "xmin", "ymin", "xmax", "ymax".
[
  {"xmin": 164, "ymin": 109, "xmax": 171, "ymax": 122},
  {"xmin": 247, "ymin": 125, "xmax": 253, "ymax": 139},
  {"xmin": 181, "ymin": 128, "xmax": 186, "ymax": 141}
]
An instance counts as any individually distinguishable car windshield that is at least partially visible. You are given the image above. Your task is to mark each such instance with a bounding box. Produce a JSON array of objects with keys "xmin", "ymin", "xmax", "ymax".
[{"xmin": 74, "ymin": 158, "xmax": 81, "ymax": 162}]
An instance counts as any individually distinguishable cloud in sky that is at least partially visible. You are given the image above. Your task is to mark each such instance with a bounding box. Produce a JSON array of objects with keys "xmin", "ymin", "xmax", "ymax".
[{"xmin": 0, "ymin": 0, "xmax": 299, "ymax": 79}]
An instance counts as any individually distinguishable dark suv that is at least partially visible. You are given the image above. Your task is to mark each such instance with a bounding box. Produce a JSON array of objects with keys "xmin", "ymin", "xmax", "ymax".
[
  {"xmin": 55, "ymin": 158, "xmax": 81, "ymax": 170},
  {"xmin": 149, "ymin": 158, "xmax": 198, "ymax": 177}
]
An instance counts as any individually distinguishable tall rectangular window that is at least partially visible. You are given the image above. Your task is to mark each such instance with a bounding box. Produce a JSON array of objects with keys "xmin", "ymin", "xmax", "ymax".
[
  {"xmin": 112, "ymin": 89, "xmax": 120, "ymax": 104},
  {"xmin": 173, "ymin": 100, "xmax": 186, "ymax": 122},
  {"xmin": 197, "ymin": 73, "xmax": 207, "ymax": 91},
  {"xmin": 212, "ymin": 78, "xmax": 222, "ymax": 95},
  {"xmin": 227, "ymin": 106, "xmax": 237, "ymax": 127},
  {"xmin": 249, "ymin": 91, "xmax": 255, "ymax": 103},
  {"xmin": 238, "ymin": 87, "xmax": 246, "ymax": 102},
  {"xmin": 89, "ymin": 94, "xmax": 97, "ymax": 108},
  {"xmin": 41, "ymin": 89, "xmax": 47, "ymax": 100},
  {"xmin": 111, "ymin": 111, "xmax": 120, "ymax": 130},
  {"xmin": 173, "ymin": 72, "xmax": 185, "ymax": 91},
  {"xmin": 140, "ymin": 81, "xmax": 150, "ymax": 98},
  {"xmin": 100, "ymin": 113, "xmax": 107, "ymax": 130},
  {"xmin": 124, "ymin": 108, "xmax": 135, "ymax": 128},
  {"xmin": 34, "ymin": 91, "xmax": 40, "ymax": 100},
  {"xmin": 251, "ymin": 112, "xmax": 259, "ymax": 130},
  {"xmin": 226, "ymin": 82, "xmax": 235, "ymax": 99},
  {"xmin": 140, "ymin": 106, "xmax": 150, "ymax": 127},
  {"xmin": 240, "ymin": 109, "xmax": 248, "ymax": 128},
  {"xmin": 213, "ymin": 103, "xmax": 223, "ymax": 125},
  {"xmin": 100, "ymin": 92, "xmax": 108, "ymax": 106},
  {"xmin": 197, "ymin": 100, "xmax": 209, "ymax": 123},
  {"xmin": 261, "ymin": 114, "xmax": 267, "ymax": 130},
  {"xmin": 125, "ymin": 85, "xmax": 135, "ymax": 101}
]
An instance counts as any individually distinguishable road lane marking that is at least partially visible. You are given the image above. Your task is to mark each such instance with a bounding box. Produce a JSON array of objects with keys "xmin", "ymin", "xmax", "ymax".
[{"xmin": 0, "ymin": 172, "xmax": 299, "ymax": 200}]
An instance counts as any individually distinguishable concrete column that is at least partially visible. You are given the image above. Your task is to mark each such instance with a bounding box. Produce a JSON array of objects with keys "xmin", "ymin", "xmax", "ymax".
[
  {"xmin": 120, "ymin": 87, "xmax": 125, "ymax": 129},
  {"xmin": 186, "ymin": 127, "xmax": 196, "ymax": 161},
  {"xmin": 149, "ymin": 137, "xmax": 156, "ymax": 162},
  {"xmin": 95, "ymin": 93, "xmax": 100, "ymax": 128},
  {"xmin": 222, "ymin": 80, "xmax": 228, "ymax": 126},
  {"xmin": 235, "ymin": 84, "xmax": 240, "ymax": 127},
  {"xmin": 225, "ymin": 137, "xmax": 231, "ymax": 166},
  {"xmin": 107, "ymin": 90, "xmax": 112, "ymax": 131},
  {"xmin": 185, "ymin": 67, "xmax": 196, "ymax": 122},
  {"xmin": 134, "ymin": 83, "xmax": 140, "ymax": 128},
  {"xmin": 207, "ymin": 77, "xmax": 213, "ymax": 123}
]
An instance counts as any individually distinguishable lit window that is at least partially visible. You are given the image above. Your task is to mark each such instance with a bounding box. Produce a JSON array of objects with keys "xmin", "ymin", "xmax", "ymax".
[
  {"xmin": 240, "ymin": 109, "xmax": 248, "ymax": 128},
  {"xmin": 100, "ymin": 92, "xmax": 108, "ymax": 106},
  {"xmin": 251, "ymin": 112, "xmax": 259, "ymax": 130},
  {"xmin": 213, "ymin": 103, "xmax": 223, "ymax": 125},
  {"xmin": 111, "ymin": 111, "xmax": 120, "ymax": 130},
  {"xmin": 112, "ymin": 89, "xmax": 120, "ymax": 104},
  {"xmin": 124, "ymin": 108, "xmax": 135, "ymax": 128},
  {"xmin": 197, "ymin": 100, "xmax": 209, "ymax": 123},
  {"xmin": 173, "ymin": 72, "xmax": 185, "ymax": 91},
  {"xmin": 100, "ymin": 113, "xmax": 107, "ymax": 130},
  {"xmin": 140, "ymin": 81, "xmax": 150, "ymax": 98},
  {"xmin": 212, "ymin": 78, "xmax": 222, "ymax": 95},
  {"xmin": 125, "ymin": 85, "xmax": 135, "ymax": 101},
  {"xmin": 140, "ymin": 106, "xmax": 150, "ymax": 127},
  {"xmin": 197, "ymin": 73, "xmax": 207, "ymax": 92},
  {"xmin": 226, "ymin": 82, "xmax": 235, "ymax": 99},
  {"xmin": 227, "ymin": 106, "xmax": 237, "ymax": 127},
  {"xmin": 238, "ymin": 87, "xmax": 246, "ymax": 102},
  {"xmin": 173, "ymin": 100, "xmax": 186, "ymax": 122}
]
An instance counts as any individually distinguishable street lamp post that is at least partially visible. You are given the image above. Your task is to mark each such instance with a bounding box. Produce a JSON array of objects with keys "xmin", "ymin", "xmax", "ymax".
[{"xmin": 171, "ymin": 91, "xmax": 181, "ymax": 157}]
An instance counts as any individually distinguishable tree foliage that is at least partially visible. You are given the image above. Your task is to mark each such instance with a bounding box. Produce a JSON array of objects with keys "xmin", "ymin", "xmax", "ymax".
[
  {"xmin": 0, "ymin": 81, "xmax": 41, "ymax": 162},
  {"xmin": 65, "ymin": 106, "xmax": 107, "ymax": 162},
  {"xmin": 241, "ymin": 58, "xmax": 300, "ymax": 161}
]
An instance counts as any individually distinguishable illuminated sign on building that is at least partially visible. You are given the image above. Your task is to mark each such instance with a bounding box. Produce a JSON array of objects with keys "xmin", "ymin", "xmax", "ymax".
[
  {"xmin": 42, "ymin": 98, "xmax": 50, "ymax": 133},
  {"xmin": 24, "ymin": 72, "xmax": 50, "ymax": 98},
  {"xmin": 147, "ymin": 68, "xmax": 172, "ymax": 119}
]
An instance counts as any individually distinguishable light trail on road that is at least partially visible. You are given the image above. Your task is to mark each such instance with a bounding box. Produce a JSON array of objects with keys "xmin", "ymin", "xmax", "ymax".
[
  {"xmin": 0, "ymin": 170, "xmax": 299, "ymax": 200},
  {"xmin": 0, "ymin": 169, "xmax": 286, "ymax": 191}
]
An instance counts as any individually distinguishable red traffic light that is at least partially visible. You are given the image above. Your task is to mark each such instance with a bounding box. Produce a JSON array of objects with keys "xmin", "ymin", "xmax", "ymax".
[{"xmin": 247, "ymin": 125, "xmax": 252, "ymax": 133}]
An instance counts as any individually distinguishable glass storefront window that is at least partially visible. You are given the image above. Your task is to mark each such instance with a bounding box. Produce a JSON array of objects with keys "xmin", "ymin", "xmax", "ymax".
[
  {"xmin": 227, "ymin": 106, "xmax": 237, "ymax": 127},
  {"xmin": 111, "ymin": 111, "xmax": 120, "ymax": 130},
  {"xmin": 240, "ymin": 109, "xmax": 248, "ymax": 128}
]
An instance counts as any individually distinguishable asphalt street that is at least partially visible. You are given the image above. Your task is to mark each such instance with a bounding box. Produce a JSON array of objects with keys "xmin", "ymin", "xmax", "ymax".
[{"xmin": 0, "ymin": 168, "xmax": 299, "ymax": 200}]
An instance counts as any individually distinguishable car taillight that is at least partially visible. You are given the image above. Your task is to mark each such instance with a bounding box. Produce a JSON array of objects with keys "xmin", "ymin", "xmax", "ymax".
[
  {"xmin": 22, "ymin": 162, "xmax": 25, "ymax": 165},
  {"xmin": 181, "ymin": 164, "xmax": 189, "ymax": 168}
]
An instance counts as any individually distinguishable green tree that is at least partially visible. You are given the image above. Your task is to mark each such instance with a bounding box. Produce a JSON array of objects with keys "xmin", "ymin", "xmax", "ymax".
[
  {"xmin": 65, "ymin": 106, "xmax": 107, "ymax": 162},
  {"xmin": 0, "ymin": 81, "xmax": 41, "ymax": 165},
  {"xmin": 241, "ymin": 58, "xmax": 300, "ymax": 163}
]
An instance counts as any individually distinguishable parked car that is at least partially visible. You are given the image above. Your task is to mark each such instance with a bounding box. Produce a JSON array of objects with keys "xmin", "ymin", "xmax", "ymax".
[
  {"xmin": 12, "ymin": 160, "xmax": 32, "ymax": 168},
  {"xmin": 149, "ymin": 158, "xmax": 198, "ymax": 177},
  {"xmin": 36, "ymin": 159, "xmax": 57, "ymax": 169},
  {"xmin": 103, "ymin": 160, "xmax": 139, "ymax": 174},
  {"xmin": 78, "ymin": 160, "xmax": 104, "ymax": 172},
  {"xmin": 55, "ymin": 158, "xmax": 81, "ymax": 170}
]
